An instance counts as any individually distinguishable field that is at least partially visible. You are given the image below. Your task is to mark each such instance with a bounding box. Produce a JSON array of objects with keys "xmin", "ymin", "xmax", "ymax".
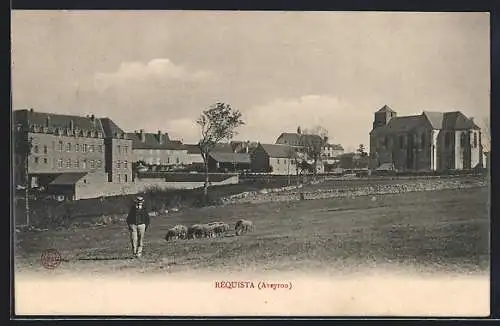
[{"xmin": 15, "ymin": 186, "xmax": 490, "ymax": 277}]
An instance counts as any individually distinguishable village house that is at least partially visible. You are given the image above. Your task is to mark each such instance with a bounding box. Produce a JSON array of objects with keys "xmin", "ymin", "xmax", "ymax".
[
  {"xmin": 275, "ymin": 128, "xmax": 325, "ymax": 173},
  {"xmin": 183, "ymin": 144, "xmax": 204, "ymax": 170},
  {"xmin": 207, "ymin": 152, "xmax": 251, "ymax": 173},
  {"xmin": 322, "ymin": 140, "xmax": 344, "ymax": 159},
  {"xmin": 369, "ymin": 105, "xmax": 483, "ymax": 172},
  {"xmin": 126, "ymin": 129, "xmax": 189, "ymax": 170},
  {"xmin": 250, "ymin": 143, "xmax": 297, "ymax": 175}
]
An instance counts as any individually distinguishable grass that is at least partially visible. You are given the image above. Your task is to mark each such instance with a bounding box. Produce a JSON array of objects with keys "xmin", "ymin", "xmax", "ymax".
[{"xmin": 14, "ymin": 186, "xmax": 490, "ymax": 276}]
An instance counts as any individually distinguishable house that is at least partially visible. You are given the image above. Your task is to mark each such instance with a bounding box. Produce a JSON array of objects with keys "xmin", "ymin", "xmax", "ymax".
[
  {"xmin": 369, "ymin": 105, "xmax": 483, "ymax": 172},
  {"xmin": 275, "ymin": 128, "xmax": 325, "ymax": 150},
  {"xmin": 250, "ymin": 143, "xmax": 297, "ymax": 175},
  {"xmin": 13, "ymin": 109, "xmax": 109, "ymax": 188},
  {"xmin": 322, "ymin": 138, "xmax": 344, "ymax": 159},
  {"xmin": 275, "ymin": 128, "xmax": 327, "ymax": 174},
  {"xmin": 126, "ymin": 129, "xmax": 189, "ymax": 170},
  {"xmin": 208, "ymin": 152, "xmax": 251, "ymax": 173},
  {"xmin": 46, "ymin": 171, "xmax": 109, "ymax": 200},
  {"xmin": 338, "ymin": 153, "xmax": 369, "ymax": 170},
  {"xmin": 99, "ymin": 117, "xmax": 134, "ymax": 183},
  {"xmin": 230, "ymin": 140, "xmax": 260, "ymax": 154}
]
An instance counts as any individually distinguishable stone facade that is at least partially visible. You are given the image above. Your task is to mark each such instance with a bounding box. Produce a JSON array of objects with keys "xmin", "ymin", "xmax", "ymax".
[{"xmin": 369, "ymin": 105, "xmax": 483, "ymax": 172}]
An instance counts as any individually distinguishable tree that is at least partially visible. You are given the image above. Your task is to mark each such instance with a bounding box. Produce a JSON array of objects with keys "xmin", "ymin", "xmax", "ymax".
[
  {"xmin": 286, "ymin": 143, "xmax": 307, "ymax": 199},
  {"xmin": 196, "ymin": 102, "xmax": 245, "ymax": 203},
  {"xmin": 14, "ymin": 123, "xmax": 33, "ymax": 226},
  {"xmin": 481, "ymin": 117, "xmax": 491, "ymax": 152},
  {"xmin": 300, "ymin": 127, "xmax": 328, "ymax": 180},
  {"xmin": 357, "ymin": 144, "xmax": 368, "ymax": 157}
]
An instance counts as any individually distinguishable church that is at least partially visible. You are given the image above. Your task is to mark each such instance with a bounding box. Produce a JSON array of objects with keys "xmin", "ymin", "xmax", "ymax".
[{"xmin": 369, "ymin": 105, "xmax": 483, "ymax": 172}]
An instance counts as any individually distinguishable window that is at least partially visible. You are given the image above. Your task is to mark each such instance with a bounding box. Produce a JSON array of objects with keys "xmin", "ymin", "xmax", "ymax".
[
  {"xmin": 116, "ymin": 161, "xmax": 120, "ymax": 169},
  {"xmin": 277, "ymin": 159, "xmax": 280, "ymax": 164},
  {"xmin": 82, "ymin": 160, "xmax": 87, "ymax": 169},
  {"xmin": 75, "ymin": 159, "xmax": 79, "ymax": 168},
  {"xmin": 98, "ymin": 145, "xmax": 103, "ymax": 153},
  {"xmin": 58, "ymin": 158, "xmax": 63, "ymax": 168},
  {"xmin": 124, "ymin": 146, "xmax": 128, "ymax": 154},
  {"xmin": 176, "ymin": 157, "xmax": 180, "ymax": 164},
  {"xmin": 43, "ymin": 145, "xmax": 48, "ymax": 154},
  {"xmin": 66, "ymin": 158, "xmax": 71, "ymax": 168},
  {"xmin": 90, "ymin": 160, "xmax": 95, "ymax": 169},
  {"xmin": 124, "ymin": 161, "xmax": 128, "ymax": 169},
  {"xmin": 89, "ymin": 144, "xmax": 94, "ymax": 152},
  {"xmin": 445, "ymin": 132, "xmax": 451, "ymax": 148},
  {"xmin": 473, "ymin": 132, "xmax": 478, "ymax": 148},
  {"xmin": 124, "ymin": 174, "xmax": 128, "ymax": 182},
  {"xmin": 117, "ymin": 145, "xmax": 121, "ymax": 153},
  {"xmin": 284, "ymin": 159, "xmax": 287, "ymax": 165},
  {"xmin": 167, "ymin": 157, "xmax": 170, "ymax": 164},
  {"xmin": 399, "ymin": 135, "xmax": 405, "ymax": 149},
  {"xmin": 34, "ymin": 157, "xmax": 39, "ymax": 164},
  {"xmin": 43, "ymin": 158, "xmax": 48, "ymax": 164},
  {"xmin": 33, "ymin": 145, "xmax": 39, "ymax": 154},
  {"xmin": 66, "ymin": 143, "xmax": 71, "ymax": 152},
  {"xmin": 58, "ymin": 141, "xmax": 63, "ymax": 151},
  {"xmin": 75, "ymin": 144, "xmax": 80, "ymax": 152},
  {"xmin": 460, "ymin": 132, "xmax": 466, "ymax": 147},
  {"xmin": 117, "ymin": 174, "xmax": 121, "ymax": 183},
  {"xmin": 83, "ymin": 144, "xmax": 88, "ymax": 153}
]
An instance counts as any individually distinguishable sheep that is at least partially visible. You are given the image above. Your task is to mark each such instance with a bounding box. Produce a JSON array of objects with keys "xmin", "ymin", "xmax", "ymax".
[
  {"xmin": 165, "ymin": 224, "xmax": 188, "ymax": 241},
  {"xmin": 208, "ymin": 222, "xmax": 230, "ymax": 237},
  {"xmin": 187, "ymin": 224, "xmax": 210, "ymax": 239},
  {"xmin": 235, "ymin": 219, "xmax": 254, "ymax": 236}
]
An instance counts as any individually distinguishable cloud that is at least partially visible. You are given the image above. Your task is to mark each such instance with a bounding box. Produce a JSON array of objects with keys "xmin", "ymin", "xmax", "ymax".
[
  {"xmin": 162, "ymin": 118, "xmax": 202, "ymax": 144},
  {"xmin": 237, "ymin": 95, "xmax": 373, "ymax": 151},
  {"xmin": 93, "ymin": 58, "xmax": 214, "ymax": 92}
]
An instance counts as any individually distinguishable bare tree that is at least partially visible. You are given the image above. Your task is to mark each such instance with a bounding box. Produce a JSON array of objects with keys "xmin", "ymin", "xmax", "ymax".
[
  {"xmin": 196, "ymin": 102, "xmax": 245, "ymax": 203},
  {"xmin": 481, "ymin": 117, "xmax": 491, "ymax": 152}
]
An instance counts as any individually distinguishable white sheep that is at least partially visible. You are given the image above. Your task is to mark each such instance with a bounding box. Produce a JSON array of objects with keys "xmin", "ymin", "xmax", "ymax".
[
  {"xmin": 165, "ymin": 224, "xmax": 188, "ymax": 241},
  {"xmin": 235, "ymin": 219, "xmax": 254, "ymax": 236}
]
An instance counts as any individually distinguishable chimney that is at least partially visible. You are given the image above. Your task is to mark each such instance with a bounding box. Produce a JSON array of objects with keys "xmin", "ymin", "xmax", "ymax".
[
  {"xmin": 157, "ymin": 130, "xmax": 163, "ymax": 144},
  {"xmin": 29, "ymin": 108, "xmax": 34, "ymax": 113},
  {"xmin": 90, "ymin": 114, "xmax": 95, "ymax": 120},
  {"xmin": 139, "ymin": 129, "xmax": 145, "ymax": 142}
]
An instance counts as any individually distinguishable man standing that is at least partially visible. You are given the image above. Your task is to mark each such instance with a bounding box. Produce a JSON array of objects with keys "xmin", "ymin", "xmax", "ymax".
[{"xmin": 127, "ymin": 196, "xmax": 150, "ymax": 258}]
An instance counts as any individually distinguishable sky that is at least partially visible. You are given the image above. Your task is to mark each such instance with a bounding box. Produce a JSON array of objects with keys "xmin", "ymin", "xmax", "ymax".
[{"xmin": 11, "ymin": 11, "xmax": 490, "ymax": 152}]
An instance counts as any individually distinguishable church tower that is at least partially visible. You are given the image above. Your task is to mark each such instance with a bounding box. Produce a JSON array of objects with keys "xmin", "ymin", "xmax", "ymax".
[{"xmin": 373, "ymin": 105, "xmax": 397, "ymax": 130}]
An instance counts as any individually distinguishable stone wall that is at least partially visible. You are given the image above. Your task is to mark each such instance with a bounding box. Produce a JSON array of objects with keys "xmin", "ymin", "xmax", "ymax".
[
  {"xmin": 74, "ymin": 175, "xmax": 240, "ymax": 199},
  {"xmin": 221, "ymin": 176, "xmax": 488, "ymax": 205}
]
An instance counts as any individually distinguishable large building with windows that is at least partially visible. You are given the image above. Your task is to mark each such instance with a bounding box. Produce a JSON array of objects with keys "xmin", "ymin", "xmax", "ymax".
[
  {"xmin": 369, "ymin": 105, "xmax": 483, "ymax": 172},
  {"xmin": 13, "ymin": 109, "xmax": 133, "ymax": 190},
  {"xmin": 126, "ymin": 129, "xmax": 189, "ymax": 169}
]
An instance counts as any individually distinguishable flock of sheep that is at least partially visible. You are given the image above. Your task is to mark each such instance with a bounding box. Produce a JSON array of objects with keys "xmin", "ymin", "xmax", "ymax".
[{"xmin": 165, "ymin": 219, "xmax": 254, "ymax": 241}]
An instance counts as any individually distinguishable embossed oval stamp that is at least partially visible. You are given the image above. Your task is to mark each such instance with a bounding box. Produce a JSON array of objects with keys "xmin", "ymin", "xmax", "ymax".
[{"xmin": 41, "ymin": 249, "xmax": 62, "ymax": 269}]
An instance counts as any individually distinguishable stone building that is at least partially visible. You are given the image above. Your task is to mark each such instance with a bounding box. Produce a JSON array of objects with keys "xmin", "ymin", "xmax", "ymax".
[
  {"xmin": 369, "ymin": 105, "xmax": 483, "ymax": 172},
  {"xmin": 126, "ymin": 129, "xmax": 188, "ymax": 169},
  {"xmin": 250, "ymin": 143, "xmax": 297, "ymax": 175},
  {"xmin": 13, "ymin": 109, "xmax": 134, "ymax": 199}
]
